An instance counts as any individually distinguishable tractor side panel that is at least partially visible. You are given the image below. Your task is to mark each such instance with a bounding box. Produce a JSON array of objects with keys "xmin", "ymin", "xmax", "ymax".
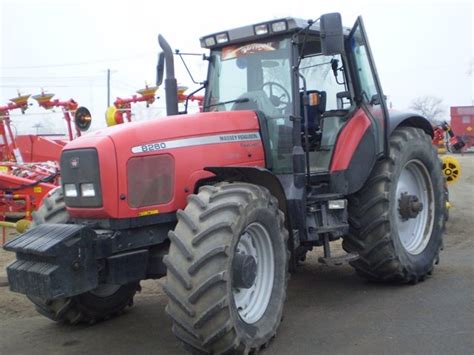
[
  {"xmin": 329, "ymin": 108, "xmax": 377, "ymax": 194},
  {"xmin": 330, "ymin": 108, "xmax": 371, "ymax": 172}
]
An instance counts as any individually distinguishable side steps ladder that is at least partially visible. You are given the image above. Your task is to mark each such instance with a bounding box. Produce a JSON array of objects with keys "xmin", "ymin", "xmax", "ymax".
[
  {"xmin": 306, "ymin": 193, "xmax": 359, "ymax": 266},
  {"xmin": 318, "ymin": 234, "xmax": 359, "ymax": 266}
]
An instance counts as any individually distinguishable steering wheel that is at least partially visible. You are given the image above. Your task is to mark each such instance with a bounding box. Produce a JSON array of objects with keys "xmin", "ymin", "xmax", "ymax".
[{"xmin": 262, "ymin": 82, "xmax": 291, "ymax": 111}]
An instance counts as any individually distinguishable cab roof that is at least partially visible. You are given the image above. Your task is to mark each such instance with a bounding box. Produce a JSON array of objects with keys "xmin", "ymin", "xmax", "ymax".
[{"xmin": 200, "ymin": 17, "xmax": 351, "ymax": 49}]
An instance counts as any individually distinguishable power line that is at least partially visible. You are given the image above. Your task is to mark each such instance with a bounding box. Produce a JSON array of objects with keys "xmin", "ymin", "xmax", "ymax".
[
  {"xmin": 1, "ymin": 53, "xmax": 155, "ymax": 70},
  {"xmin": 0, "ymin": 84, "xmax": 106, "ymax": 88},
  {"xmin": 7, "ymin": 112, "xmax": 67, "ymax": 117},
  {"xmin": 0, "ymin": 75, "xmax": 103, "ymax": 80}
]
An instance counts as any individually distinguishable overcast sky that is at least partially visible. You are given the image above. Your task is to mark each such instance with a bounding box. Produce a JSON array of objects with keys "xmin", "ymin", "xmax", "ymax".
[{"xmin": 1, "ymin": 0, "xmax": 473, "ymax": 134}]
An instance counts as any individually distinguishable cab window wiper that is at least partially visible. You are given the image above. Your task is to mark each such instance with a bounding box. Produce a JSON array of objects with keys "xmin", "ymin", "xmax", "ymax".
[{"xmin": 204, "ymin": 97, "xmax": 249, "ymax": 109}]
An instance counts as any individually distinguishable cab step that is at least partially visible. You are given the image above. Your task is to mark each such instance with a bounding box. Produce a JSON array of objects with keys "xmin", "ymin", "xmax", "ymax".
[{"xmin": 318, "ymin": 252, "xmax": 359, "ymax": 266}]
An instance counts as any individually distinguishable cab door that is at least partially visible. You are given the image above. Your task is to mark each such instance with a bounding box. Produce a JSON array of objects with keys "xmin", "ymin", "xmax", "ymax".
[{"xmin": 346, "ymin": 16, "xmax": 389, "ymax": 155}]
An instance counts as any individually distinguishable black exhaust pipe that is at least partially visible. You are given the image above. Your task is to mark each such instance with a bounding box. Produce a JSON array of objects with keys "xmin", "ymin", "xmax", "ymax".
[{"xmin": 158, "ymin": 35, "xmax": 179, "ymax": 116}]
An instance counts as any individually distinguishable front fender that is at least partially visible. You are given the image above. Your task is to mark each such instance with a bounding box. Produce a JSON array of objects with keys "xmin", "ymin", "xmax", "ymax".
[{"xmin": 203, "ymin": 166, "xmax": 288, "ymax": 219}]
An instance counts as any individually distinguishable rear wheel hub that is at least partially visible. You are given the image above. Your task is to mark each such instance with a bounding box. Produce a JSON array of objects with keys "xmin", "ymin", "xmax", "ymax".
[
  {"xmin": 395, "ymin": 160, "xmax": 434, "ymax": 255},
  {"xmin": 398, "ymin": 193, "xmax": 424, "ymax": 220},
  {"xmin": 232, "ymin": 222, "xmax": 274, "ymax": 324},
  {"xmin": 232, "ymin": 253, "xmax": 257, "ymax": 289}
]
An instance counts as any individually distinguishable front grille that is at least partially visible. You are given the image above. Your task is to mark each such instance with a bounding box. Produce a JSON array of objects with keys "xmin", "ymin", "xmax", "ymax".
[
  {"xmin": 127, "ymin": 154, "xmax": 174, "ymax": 208},
  {"xmin": 60, "ymin": 148, "xmax": 103, "ymax": 207}
]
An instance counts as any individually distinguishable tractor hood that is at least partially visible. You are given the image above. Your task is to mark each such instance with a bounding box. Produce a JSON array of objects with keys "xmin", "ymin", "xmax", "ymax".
[
  {"xmin": 64, "ymin": 110, "xmax": 261, "ymax": 152},
  {"xmin": 61, "ymin": 110, "xmax": 266, "ymax": 220}
]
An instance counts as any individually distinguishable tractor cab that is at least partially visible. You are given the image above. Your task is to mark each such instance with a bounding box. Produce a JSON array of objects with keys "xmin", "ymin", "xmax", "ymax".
[{"xmin": 195, "ymin": 15, "xmax": 389, "ymax": 181}]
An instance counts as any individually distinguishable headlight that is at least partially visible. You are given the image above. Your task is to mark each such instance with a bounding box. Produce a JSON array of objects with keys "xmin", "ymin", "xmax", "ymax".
[
  {"xmin": 64, "ymin": 184, "xmax": 78, "ymax": 197},
  {"xmin": 271, "ymin": 21, "xmax": 287, "ymax": 32},
  {"xmin": 80, "ymin": 183, "xmax": 96, "ymax": 197},
  {"xmin": 215, "ymin": 32, "xmax": 229, "ymax": 44},
  {"xmin": 204, "ymin": 36, "xmax": 216, "ymax": 47},
  {"xmin": 254, "ymin": 24, "xmax": 269, "ymax": 35}
]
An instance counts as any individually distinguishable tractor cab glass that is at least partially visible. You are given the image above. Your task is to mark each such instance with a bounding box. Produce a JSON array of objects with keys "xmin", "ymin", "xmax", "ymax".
[
  {"xmin": 297, "ymin": 35, "xmax": 351, "ymax": 172},
  {"xmin": 205, "ymin": 38, "xmax": 292, "ymax": 116},
  {"xmin": 205, "ymin": 38, "xmax": 295, "ymax": 173}
]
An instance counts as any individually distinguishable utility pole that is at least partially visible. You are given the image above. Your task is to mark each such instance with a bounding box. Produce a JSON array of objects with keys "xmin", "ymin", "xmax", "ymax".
[{"xmin": 107, "ymin": 68, "xmax": 111, "ymax": 107}]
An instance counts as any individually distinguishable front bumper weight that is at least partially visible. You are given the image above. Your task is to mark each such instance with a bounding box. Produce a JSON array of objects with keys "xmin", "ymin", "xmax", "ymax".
[{"xmin": 4, "ymin": 224, "xmax": 98, "ymax": 300}]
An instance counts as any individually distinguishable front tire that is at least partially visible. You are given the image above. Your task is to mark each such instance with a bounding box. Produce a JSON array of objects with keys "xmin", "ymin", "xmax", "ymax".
[
  {"xmin": 29, "ymin": 283, "xmax": 140, "ymax": 324},
  {"xmin": 165, "ymin": 182, "xmax": 289, "ymax": 354},
  {"xmin": 343, "ymin": 127, "xmax": 445, "ymax": 283},
  {"xmin": 28, "ymin": 187, "xmax": 139, "ymax": 324}
]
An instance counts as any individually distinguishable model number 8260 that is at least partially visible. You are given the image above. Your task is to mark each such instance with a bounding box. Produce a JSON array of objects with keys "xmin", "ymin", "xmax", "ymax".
[{"xmin": 141, "ymin": 142, "xmax": 167, "ymax": 152}]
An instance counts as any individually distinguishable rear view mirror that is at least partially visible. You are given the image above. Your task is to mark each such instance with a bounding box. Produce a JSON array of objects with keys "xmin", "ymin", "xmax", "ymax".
[
  {"xmin": 320, "ymin": 13, "xmax": 344, "ymax": 55},
  {"xmin": 156, "ymin": 51, "xmax": 165, "ymax": 87}
]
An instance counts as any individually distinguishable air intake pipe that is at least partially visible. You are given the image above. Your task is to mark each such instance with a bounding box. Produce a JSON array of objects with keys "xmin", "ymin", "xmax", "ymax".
[{"xmin": 157, "ymin": 35, "xmax": 179, "ymax": 116}]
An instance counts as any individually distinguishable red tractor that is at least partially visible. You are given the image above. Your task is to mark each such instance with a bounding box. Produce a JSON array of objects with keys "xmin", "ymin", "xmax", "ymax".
[{"xmin": 4, "ymin": 14, "xmax": 445, "ymax": 354}]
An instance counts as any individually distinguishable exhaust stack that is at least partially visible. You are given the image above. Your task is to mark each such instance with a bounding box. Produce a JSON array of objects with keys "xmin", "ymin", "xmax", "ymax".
[{"xmin": 157, "ymin": 35, "xmax": 179, "ymax": 116}]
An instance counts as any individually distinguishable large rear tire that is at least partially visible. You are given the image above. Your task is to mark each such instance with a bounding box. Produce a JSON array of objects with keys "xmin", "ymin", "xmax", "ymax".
[
  {"xmin": 165, "ymin": 182, "xmax": 289, "ymax": 354},
  {"xmin": 28, "ymin": 187, "xmax": 139, "ymax": 324},
  {"xmin": 343, "ymin": 127, "xmax": 445, "ymax": 283}
]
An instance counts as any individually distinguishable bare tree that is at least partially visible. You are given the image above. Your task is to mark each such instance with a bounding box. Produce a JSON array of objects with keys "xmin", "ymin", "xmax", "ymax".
[{"xmin": 410, "ymin": 96, "xmax": 445, "ymax": 123}]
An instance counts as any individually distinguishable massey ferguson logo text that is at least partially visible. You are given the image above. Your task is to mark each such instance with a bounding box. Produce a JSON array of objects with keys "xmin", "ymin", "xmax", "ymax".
[
  {"xmin": 131, "ymin": 132, "xmax": 261, "ymax": 154},
  {"xmin": 219, "ymin": 133, "xmax": 259, "ymax": 141}
]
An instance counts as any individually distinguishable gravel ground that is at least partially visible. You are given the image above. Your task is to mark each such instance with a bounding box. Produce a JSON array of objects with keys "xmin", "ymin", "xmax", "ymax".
[{"xmin": 0, "ymin": 153, "xmax": 472, "ymax": 354}]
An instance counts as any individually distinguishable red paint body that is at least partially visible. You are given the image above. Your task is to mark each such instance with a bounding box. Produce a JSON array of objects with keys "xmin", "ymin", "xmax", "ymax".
[
  {"xmin": 450, "ymin": 106, "xmax": 474, "ymax": 149},
  {"xmin": 64, "ymin": 111, "xmax": 265, "ymax": 219},
  {"xmin": 330, "ymin": 108, "xmax": 371, "ymax": 172},
  {"xmin": 15, "ymin": 136, "xmax": 67, "ymax": 162}
]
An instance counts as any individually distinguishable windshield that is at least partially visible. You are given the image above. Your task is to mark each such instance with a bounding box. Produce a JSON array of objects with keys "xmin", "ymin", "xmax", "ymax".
[
  {"xmin": 205, "ymin": 38, "xmax": 293, "ymax": 118},
  {"xmin": 205, "ymin": 38, "xmax": 295, "ymax": 174}
]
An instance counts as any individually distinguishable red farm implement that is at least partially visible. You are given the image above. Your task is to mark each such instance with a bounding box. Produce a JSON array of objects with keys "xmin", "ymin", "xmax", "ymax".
[
  {"xmin": 450, "ymin": 106, "xmax": 474, "ymax": 151},
  {"xmin": 105, "ymin": 85, "xmax": 159, "ymax": 126},
  {"xmin": 1, "ymin": 91, "xmax": 91, "ymax": 163},
  {"xmin": 432, "ymin": 120, "xmax": 466, "ymax": 154},
  {"xmin": 0, "ymin": 162, "xmax": 58, "ymax": 243},
  {"xmin": 105, "ymin": 85, "xmax": 203, "ymax": 126},
  {"xmin": 0, "ymin": 92, "xmax": 91, "ymax": 241}
]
